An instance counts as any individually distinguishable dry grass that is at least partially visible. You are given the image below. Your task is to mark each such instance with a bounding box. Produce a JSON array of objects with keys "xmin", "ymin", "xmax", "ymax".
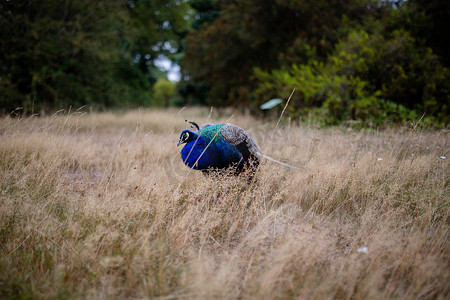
[{"xmin": 0, "ymin": 108, "xmax": 448, "ymax": 299}]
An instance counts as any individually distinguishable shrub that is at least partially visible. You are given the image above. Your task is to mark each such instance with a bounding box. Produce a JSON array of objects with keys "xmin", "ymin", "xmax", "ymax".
[
  {"xmin": 254, "ymin": 29, "xmax": 449, "ymax": 126},
  {"xmin": 152, "ymin": 79, "xmax": 176, "ymax": 107}
]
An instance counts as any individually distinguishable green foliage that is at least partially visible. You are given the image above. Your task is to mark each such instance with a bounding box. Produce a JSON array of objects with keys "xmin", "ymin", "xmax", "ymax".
[
  {"xmin": 398, "ymin": 0, "xmax": 450, "ymax": 66},
  {"xmin": 253, "ymin": 29, "xmax": 449, "ymax": 126},
  {"xmin": 0, "ymin": 0, "xmax": 191, "ymax": 114},
  {"xmin": 190, "ymin": 0, "xmax": 220, "ymax": 29},
  {"xmin": 1, "ymin": 0, "xmax": 448, "ymax": 125},
  {"xmin": 0, "ymin": 1, "xmax": 122, "ymax": 112},
  {"xmin": 174, "ymin": 80, "xmax": 209, "ymax": 106},
  {"xmin": 182, "ymin": 0, "xmax": 373, "ymax": 106},
  {"xmin": 152, "ymin": 78, "xmax": 176, "ymax": 107},
  {"xmin": 181, "ymin": 0, "xmax": 449, "ymax": 125}
]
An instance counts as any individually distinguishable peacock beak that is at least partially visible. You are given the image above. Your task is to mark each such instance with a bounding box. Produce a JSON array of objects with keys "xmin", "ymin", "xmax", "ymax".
[{"xmin": 177, "ymin": 140, "xmax": 182, "ymax": 146}]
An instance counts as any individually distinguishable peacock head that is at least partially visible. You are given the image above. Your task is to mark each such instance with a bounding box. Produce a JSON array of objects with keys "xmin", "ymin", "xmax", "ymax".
[{"xmin": 177, "ymin": 130, "xmax": 196, "ymax": 146}]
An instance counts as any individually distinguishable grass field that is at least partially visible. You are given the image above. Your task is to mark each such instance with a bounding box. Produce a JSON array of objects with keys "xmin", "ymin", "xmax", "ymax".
[{"xmin": 0, "ymin": 108, "xmax": 448, "ymax": 299}]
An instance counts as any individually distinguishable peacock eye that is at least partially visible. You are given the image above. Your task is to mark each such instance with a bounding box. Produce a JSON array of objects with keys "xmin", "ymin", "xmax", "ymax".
[{"xmin": 184, "ymin": 132, "xmax": 190, "ymax": 140}]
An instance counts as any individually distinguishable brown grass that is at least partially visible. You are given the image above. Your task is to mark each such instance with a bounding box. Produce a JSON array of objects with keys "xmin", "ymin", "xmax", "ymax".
[{"xmin": 0, "ymin": 108, "xmax": 449, "ymax": 299}]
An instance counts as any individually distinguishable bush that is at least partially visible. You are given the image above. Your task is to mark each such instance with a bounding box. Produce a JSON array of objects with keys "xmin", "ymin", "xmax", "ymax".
[
  {"xmin": 254, "ymin": 29, "xmax": 449, "ymax": 126},
  {"xmin": 152, "ymin": 79, "xmax": 176, "ymax": 107}
]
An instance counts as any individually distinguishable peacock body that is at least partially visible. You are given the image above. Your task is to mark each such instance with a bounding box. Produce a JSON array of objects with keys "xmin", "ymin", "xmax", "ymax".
[{"xmin": 177, "ymin": 123, "xmax": 260, "ymax": 173}]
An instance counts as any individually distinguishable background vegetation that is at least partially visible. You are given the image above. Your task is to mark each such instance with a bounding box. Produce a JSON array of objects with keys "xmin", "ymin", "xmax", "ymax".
[
  {"xmin": 0, "ymin": 0, "xmax": 189, "ymax": 112},
  {"xmin": 1, "ymin": 0, "xmax": 449, "ymax": 125},
  {"xmin": 1, "ymin": 109, "xmax": 448, "ymax": 299},
  {"xmin": 1, "ymin": 2, "xmax": 449, "ymax": 298},
  {"xmin": 181, "ymin": 0, "xmax": 449, "ymax": 126}
]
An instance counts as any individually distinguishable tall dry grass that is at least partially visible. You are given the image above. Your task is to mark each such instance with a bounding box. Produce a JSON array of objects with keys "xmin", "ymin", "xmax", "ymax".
[{"xmin": 0, "ymin": 108, "xmax": 448, "ymax": 299}]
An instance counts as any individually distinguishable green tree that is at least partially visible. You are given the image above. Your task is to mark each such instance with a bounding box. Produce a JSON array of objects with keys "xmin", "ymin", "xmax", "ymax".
[
  {"xmin": 152, "ymin": 78, "xmax": 176, "ymax": 107},
  {"xmin": 399, "ymin": 0, "xmax": 450, "ymax": 66},
  {"xmin": 181, "ymin": 0, "xmax": 448, "ymax": 124},
  {"xmin": 181, "ymin": 0, "xmax": 371, "ymax": 106},
  {"xmin": 0, "ymin": 0, "xmax": 191, "ymax": 113},
  {"xmin": 0, "ymin": 0, "xmax": 124, "ymax": 113},
  {"xmin": 122, "ymin": 0, "xmax": 191, "ymax": 87}
]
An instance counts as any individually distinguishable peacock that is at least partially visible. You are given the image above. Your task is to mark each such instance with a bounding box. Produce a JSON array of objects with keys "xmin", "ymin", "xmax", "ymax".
[{"xmin": 177, "ymin": 121, "xmax": 296, "ymax": 174}]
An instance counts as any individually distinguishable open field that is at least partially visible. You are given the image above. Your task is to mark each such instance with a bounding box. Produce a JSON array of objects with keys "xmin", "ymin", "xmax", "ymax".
[{"xmin": 0, "ymin": 108, "xmax": 449, "ymax": 299}]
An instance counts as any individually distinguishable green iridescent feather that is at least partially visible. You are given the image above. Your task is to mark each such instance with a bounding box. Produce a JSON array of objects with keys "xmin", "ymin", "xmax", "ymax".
[{"xmin": 198, "ymin": 124, "xmax": 225, "ymax": 142}]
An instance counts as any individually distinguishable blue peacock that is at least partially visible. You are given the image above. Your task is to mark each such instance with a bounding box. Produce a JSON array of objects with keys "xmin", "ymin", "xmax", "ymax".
[{"xmin": 177, "ymin": 121, "xmax": 296, "ymax": 174}]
